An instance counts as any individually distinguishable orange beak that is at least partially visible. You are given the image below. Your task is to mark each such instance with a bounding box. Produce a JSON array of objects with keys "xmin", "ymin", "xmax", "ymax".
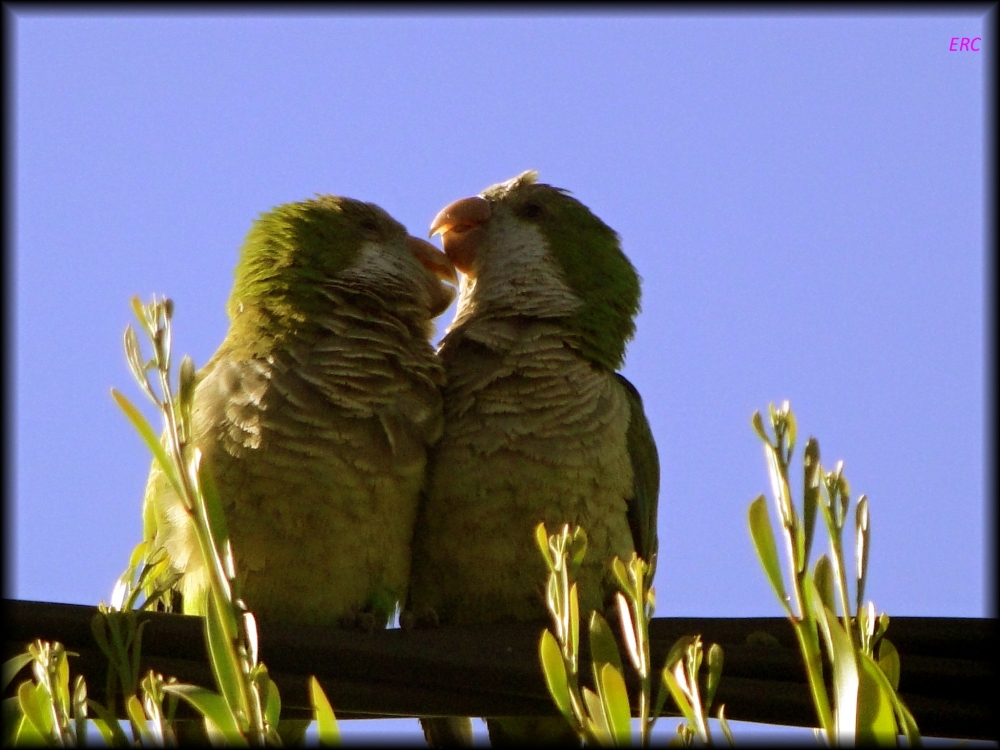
[
  {"xmin": 429, "ymin": 196, "xmax": 491, "ymax": 277},
  {"xmin": 405, "ymin": 235, "xmax": 458, "ymax": 286}
]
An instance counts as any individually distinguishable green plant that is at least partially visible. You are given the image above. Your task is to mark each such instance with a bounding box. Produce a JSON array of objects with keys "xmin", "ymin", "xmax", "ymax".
[
  {"xmin": 747, "ymin": 401, "xmax": 920, "ymax": 746},
  {"xmin": 112, "ymin": 295, "xmax": 289, "ymax": 744},
  {"xmin": 536, "ymin": 523, "xmax": 730, "ymax": 747},
  {"xmin": 3, "ymin": 295, "xmax": 341, "ymax": 747},
  {"xmin": 3, "ymin": 640, "xmax": 89, "ymax": 746},
  {"xmin": 660, "ymin": 635, "xmax": 732, "ymax": 747}
]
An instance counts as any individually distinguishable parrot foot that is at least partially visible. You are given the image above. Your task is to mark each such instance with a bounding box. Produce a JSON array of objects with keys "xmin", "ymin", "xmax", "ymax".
[
  {"xmin": 399, "ymin": 609, "xmax": 415, "ymax": 631},
  {"xmin": 337, "ymin": 608, "xmax": 379, "ymax": 634},
  {"xmin": 400, "ymin": 605, "xmax": 440, "ymax": 630}
]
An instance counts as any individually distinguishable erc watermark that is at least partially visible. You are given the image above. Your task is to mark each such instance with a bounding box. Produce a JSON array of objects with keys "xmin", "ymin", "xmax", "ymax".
[{"xmin": 949, "ymin": 37, "xmax": 981, "ymax": 51}]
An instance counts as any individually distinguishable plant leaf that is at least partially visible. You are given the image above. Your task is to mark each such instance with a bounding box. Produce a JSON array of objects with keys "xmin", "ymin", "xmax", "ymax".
[
  {"xmin": 718, "ymin": 704, "xmax": 735, "ymax": 747},
  {"xmin": 599, "ymin": 663, "xmax": 632, "ymax": 746},
  {"xmin": 812, "ymin": 555, "xmax": 836, "ymax": 614},
  {"xmin": 661, "ymin": 661, "xmax": 696, "ymax": 728},
  {"xmin": 17, "ymin": 680, "xmax": 53, "ymax": 741},
  {"xmin": 203, "ymin": 594, "xmax": 246, "ymax": 724},
  {"xmin": 568, "ymin": 527, "xmax": 588, "ymax": 574},
  {"xmin": 2, "ymin": 653, "xmax": 34, "ymax": 694},
  {"xmin": 112, "ymin": 388, "xmax": 184, "ymax": 499},
  {"xmin": 748, "ymin": 495, "xmax": 791, "ymax": 613},
  {"xmin": 856, "ymin": 650, "xmax": 897, "ymax": 746},
  {"xmin": 536, "ymin": 523, "xmax": 554, "ymax": 570},
  {"xmin": 164, "ymin": 683, "xmax": 248, "ymax": 746},
  {"xmin": 582, "ymin": 686, "xmax": 612, "ymax": 745},
  {"xmin": 855, "ymin": 495, "xmax": 870, "ymax": 613},
  {"xmin": 814, "ymin": 600, "xmax": 858, "ymax": 745},
  {"xmin": 705, "ymin": 643, "xmax": 723, "ymax": 712},
  {"xmin": 589, "ymin": 610, "xmax": 625, "ymax": 688},
  {"xmin": 877, "ymin": 638, "xmax": 900, "ymax": 692},
  {"xmin": 568, "ymin": 583, "xmax": 580, "ymax": 671},
  {"xmin": 612, "ymin": 557, "xmax": 630, "ymax": 597},
  {"xmin": 802, "ymin": 437, "xmax": 821, "ymax": 572},
  {"xmin": 127, "ymin": 694, "xmax": 154, "ymax": 745},
  {"xmin": 615, "ymin": 593, "xmax": 641, "ymax": 672},
  {"xmin": 13, "ymin": 711, "xmax": 47, "ymax": 746},
  {"xmin": 87, "ymin": 698, "xmax": 132, "ymax": 746},
  {"xmin": 539, "ymin": 629, "xmax": 575, "ymax": 727},
  {"xmin": 751, "ymin": 410, "xmax": 769, "ymax": 443},
  {"xmin": 309, "ymin": 676, "xmax": 340, "ymax": 746},
  {"xmin": 265, "ymin": 684, "xmax": 282, "ymax": 738}
]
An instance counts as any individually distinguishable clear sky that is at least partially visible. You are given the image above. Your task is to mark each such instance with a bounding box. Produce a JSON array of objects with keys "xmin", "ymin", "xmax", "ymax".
[{"xmin": 11, "ymin": 9, "xmax": 989, "ymax": 745}]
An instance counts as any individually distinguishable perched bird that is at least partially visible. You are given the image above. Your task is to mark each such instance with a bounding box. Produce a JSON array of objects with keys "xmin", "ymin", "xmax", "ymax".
[
  {"xmin": 408, "ymin": 171, "xmax": 659, "ymax": 745},
  {"xmin": 143, "ymin": 195, "xmax": 457, "ymax": 629}
]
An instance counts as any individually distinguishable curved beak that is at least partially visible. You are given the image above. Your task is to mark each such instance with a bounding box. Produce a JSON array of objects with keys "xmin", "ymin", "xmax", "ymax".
[
  {"xmin": 406, "ymin": 235, "xmax": 458, "ymax": 286},
  {"xmin": 429, "ymin": 195, "xmax": 491, "ymax": 277}
]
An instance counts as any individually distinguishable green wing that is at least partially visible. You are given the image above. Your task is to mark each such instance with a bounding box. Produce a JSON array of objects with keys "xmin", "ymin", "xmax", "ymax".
[{"xmin": 615, "ymin": 374, "xmax": 660, "ymax": 578}]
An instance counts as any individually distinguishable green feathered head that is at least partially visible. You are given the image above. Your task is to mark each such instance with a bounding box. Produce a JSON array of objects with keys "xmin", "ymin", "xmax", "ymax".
[
  {"xmin": 431, "ymin": 171, "xmax": 641, "ymax": 371},
  {"xmin": 227, "ymin": 195, "xmax": 456, "ymax": 350}
]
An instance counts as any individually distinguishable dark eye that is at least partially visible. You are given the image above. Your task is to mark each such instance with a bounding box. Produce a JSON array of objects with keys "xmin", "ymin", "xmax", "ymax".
[
  {"xmin": 518, "ymin": 201, "xmax": 544, "ymax": 219},
  {"xmin": 359, "ymin": 217, "xmax": 379, "ymax": 232}
]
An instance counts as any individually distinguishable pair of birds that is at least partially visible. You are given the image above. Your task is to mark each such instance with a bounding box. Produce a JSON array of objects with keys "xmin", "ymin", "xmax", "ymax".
[{"xmin": 141, "ymin": 170, "xmax": 659, "ymax": 746}]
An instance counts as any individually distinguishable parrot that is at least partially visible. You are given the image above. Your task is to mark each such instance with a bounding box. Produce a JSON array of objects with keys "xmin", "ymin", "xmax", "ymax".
[
  {"xmin": 141, "ymin": 194, "xmax": 457, "ymax": 631},
  {"xmin": 407, "ymin": 171, "xmax": 660, "ymax": 746}
]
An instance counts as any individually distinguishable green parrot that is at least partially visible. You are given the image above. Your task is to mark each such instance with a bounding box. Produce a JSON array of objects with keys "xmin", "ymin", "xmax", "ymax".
[
  {"xmin": 407, "ymin": 171, "xmax": 660, "ymax": 746},
  {"xmin": 142, "ymin": 194, "xmax": 457, "ymax": 630}
]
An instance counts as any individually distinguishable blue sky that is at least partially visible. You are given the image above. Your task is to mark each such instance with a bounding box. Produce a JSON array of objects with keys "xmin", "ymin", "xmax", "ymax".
[{"xmin": 11, "ymin": 9, "xmax": 988, "ymax": 745}]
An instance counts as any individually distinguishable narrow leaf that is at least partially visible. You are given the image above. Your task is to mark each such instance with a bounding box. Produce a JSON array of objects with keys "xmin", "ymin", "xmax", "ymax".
[
  {"xmin": 855, "ymin": 495, "xmax": 870, "ymax": 613},
  {"xmin": 2, "ymin": 653, "xmax": 34, "ymax": 694},
  {"xmin": 112, "ymin": 388, "xmax": 183, "ymax": 498},
  {"xmin": 568, "ymin": 583, "xmax": 580, "ymax": 670},
  {"xmin": 802, "ymin": 437, "xmax": 821, "ymax": 571},
  {"xmin": 664, "ymin": 636, "xmax": 697, "ymax": 675},
  {"xmin": 748, "ymin": 495, "xmax": 791, "ymax": 613},
  {"xmin": 661, "ymin": 663, "xmax": 696, "ymax": 727},
  {"xmin": 204, "ymin": 594, "xmax": 246, "ymax": 721},
  {"xmin": 615, "ymin": 593, "xmax": 641, "ymax": 672},
  {"xmin": 582, "ymin": 686, "xmax": 613, "ymax": 745},
  {"xmin": 198, "ymin": 457, "xmax": 234, "ymax": 570},
  {"xmin": 705, "ymin": 643, "xmax": 723, "ymax": 712},
  {"xmin": 718, "ymin": 704, "xmax": 735, "ymax": 747},
  {"xmin": 17, "ymin": 680, "xmax": 52, "ymax": 740},
  {"xmin": 568, "ymin": 527, "xmax": 588, "ymax": 574},
  {"xmin": 589, "ymin": 611, "xmax": 625, "ymax": 686},
  {"xmin": 164, "ymin": 683, "xmax": 248, "ymax": 746},
  {"xmin": 813, "ymin": 555, "xmax": 836, "ymax": 614},
  {"xmin": 309, "ymin": 676, "xmax": 340, "ymax": 746},
  {"xmin": 877, "ymin": 638, "xmax": 900, "ymax": 692},
  {"xmin": 536, "ymin": 523, "xmax": 554, "ymax": 570},
  {"xmin": 539, "ymin": 630, "xmax": 574, "ymax": 726},
  {"xmin": 13, "ymin": 712, "xmax": 47, "ymax": 746},
  {"xmin": 599, "ymin": 663, "xmax": 632, "ymax": 746},
  {"xmin": 127, "ymin": 694, "xmax": 154, "ymax": 745},
  {"xmin": 87, "ymin": 698, "xmax": 132, "ymax": 746},
  {"xmin": 751, "ymin": 410, "xmax": 768, "ymax": 443},
  {"xmin": 856, "ymin": 650, "xmax": 897, "ymax": 746},
  {"xmin": 816, "ymin": 602, "xmax": 858, "ymax": 745},
  {"xmin": 612, "ymin": 557, "xmax": 630, "ymax": 596}
]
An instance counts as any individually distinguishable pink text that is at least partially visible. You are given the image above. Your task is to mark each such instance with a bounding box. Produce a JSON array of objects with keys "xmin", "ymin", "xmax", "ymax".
[{"xmin": 949, "ymin": 37, "xmax": 981, "ymax": 51}]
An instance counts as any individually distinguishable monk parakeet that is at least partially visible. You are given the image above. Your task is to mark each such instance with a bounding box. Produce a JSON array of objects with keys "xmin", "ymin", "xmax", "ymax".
[
  {"xmin": 142, "ymin": 195, "xmax": 457, "ymax": 630},
  {"xmin": 407, "ymin": 171, "xmax": 659, "ymax": 745}
]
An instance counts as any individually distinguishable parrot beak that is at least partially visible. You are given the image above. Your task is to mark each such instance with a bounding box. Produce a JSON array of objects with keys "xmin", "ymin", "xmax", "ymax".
[
  {"xmin": 406, "ymin": 236, "xmax": 458, "ymax": 286},
  {"xmin": 429, "ymin": 196, "xmax": 491, "ymax": 278},
  {"xmin": 406, "ymin": 235, "xmax": 458, "ymax": 317}
]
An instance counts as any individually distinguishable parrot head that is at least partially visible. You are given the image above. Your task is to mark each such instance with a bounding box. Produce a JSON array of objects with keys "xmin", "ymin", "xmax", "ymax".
[
  {"xmin": 430, "ymin": 170, "xmax": 640, "ymax": 371},
  {"xmin": 225, "ymin": 195, "xmax": 457, "ymax": 351}
]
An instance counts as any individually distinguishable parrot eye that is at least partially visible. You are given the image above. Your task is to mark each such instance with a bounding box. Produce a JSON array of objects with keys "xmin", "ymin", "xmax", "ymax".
[
  {"xmin": 517, "ymin": 201, "xmax": 544, "ymax": 219},
  {"xmin": 359, "ymin": 217, "xmax": 379, "ymax": 233}
]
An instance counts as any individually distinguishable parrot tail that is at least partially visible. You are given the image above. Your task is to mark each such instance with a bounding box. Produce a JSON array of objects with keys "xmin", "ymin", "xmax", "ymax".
[{"xmin": 421, "ymin": 716, "xmax": 474, "ymax": 747}]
